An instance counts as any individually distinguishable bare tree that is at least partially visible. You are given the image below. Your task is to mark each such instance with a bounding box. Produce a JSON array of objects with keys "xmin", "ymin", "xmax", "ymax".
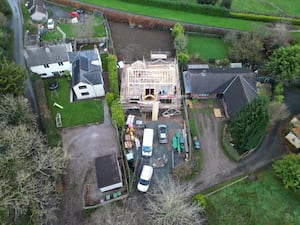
[
  {"xmin": 83, "ymin": 198, "xmax": 141, "ymax": 225},
  {"xmin": 0, "ymin": 95, "xmax": 69, "ymax": 225},
  {"xmin": 145, "ymin": 177, "xmax": 206, "ymax": 225},
  {"xmin": 268, "ymin": 101, "xmax": 290, "ymax": 125}
]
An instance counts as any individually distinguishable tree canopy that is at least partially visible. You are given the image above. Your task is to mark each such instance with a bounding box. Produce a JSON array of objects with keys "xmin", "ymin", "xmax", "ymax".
[
  {"xmin": 225, "ymin": 31, "xmax": 263, "ymax": 68},
  {"xmin": 264, "ymin": 45, "xmax": 300, "ymax": 85},
  {"xmin": 0, "ymin": 95, "xmax": 68, "ymax": 225},
  {"xmin": 229, "ymin": 97, "xmax": 269, "ymax": 154},
  {"xmin": 0, "ymin": 58, "xmax": 26, "ymax": 96},
  {"xmin": 273, "ymin": 154, "xmax": 300, "ymax": 191}
]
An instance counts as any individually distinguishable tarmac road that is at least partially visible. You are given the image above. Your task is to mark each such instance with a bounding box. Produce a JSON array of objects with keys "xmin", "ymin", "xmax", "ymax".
[{"xmin": 8, "ymin": 0, "xmax": 40, "ymax": 121}]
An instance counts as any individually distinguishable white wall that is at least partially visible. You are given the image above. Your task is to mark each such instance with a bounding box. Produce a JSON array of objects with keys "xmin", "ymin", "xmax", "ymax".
[
  {"xmin": 73, "ymin": 82, "xmax": 105, "ymax": 100},
  {"xmin": 30, "ymin": 61, "xmax": 71, "ymax": 78}
]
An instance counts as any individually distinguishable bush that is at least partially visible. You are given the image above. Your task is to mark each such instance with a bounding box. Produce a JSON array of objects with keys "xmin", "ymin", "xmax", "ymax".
[
  {"xmin": 221, "ymin": 0, "xmax": 232, "ymax": 9},
  {"xmin": 122, "ymin": 0, "xmax": 229, "ymax": 17},
  {"xmin": 105, "ymin": 92, "xmax": 115, "ymax": 107},
  {"xmin": 107, "ymin": 54, "xmax": 119, "ymax": 95},
  {"xmin": 197, "ymin": 0, "xmax": 217, "ymax": 5},
  {"xmin": 192, "ymin": 193, "xmax": 207, "ymax": 209},
  {"xmin": 111, "ymin": 99, "xmax": 125, "ymax": 129},
  {"xmin": 273, "ymin": 154, "xmax": 300, "ymax": 191}
]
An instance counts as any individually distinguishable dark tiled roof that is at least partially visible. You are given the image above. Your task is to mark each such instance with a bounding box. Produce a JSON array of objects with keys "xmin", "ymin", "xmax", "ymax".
[
  {"xmin": 25, "ymin": 43, "xmax": 72, "ymax": 67},
  {"xmin": 223, "ymin": 76, "xmax": 258, "ymax": 117},
  {"xmin": 95, "ymin": 154, "xmax": 122, "ymax": 189},
  {"xmin": 69, "ymin": 49, "xmax": 103, "ymax": 86},
  {"xmin": 183, "ymin": 66, "xmax": 258, "ymax": 117}
]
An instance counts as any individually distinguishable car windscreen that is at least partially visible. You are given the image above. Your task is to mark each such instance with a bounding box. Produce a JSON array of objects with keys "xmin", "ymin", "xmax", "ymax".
[{"xmin": 139, "ymin": 179, "xmax": 150, "ymax": 186}]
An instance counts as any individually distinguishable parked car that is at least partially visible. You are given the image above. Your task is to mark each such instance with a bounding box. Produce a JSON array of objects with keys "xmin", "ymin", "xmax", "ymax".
[
  {"xmin": 69, "ymin": 11, "xmax": 80, "ymax": 18},
  {"xmin": 137, "ymin": 165, "xmax": 153, "ymax": 192},
  {"xmin": 75, "ymin": 9, "xmax": 85, "ymax": 14},
  {"xmin": 158, "ymin": 124, "xmax": 168, "ymax": 144},
  {"xmin": 193, "ymin": 136, "xmax": 200, "ymax": 150},
  {"xmin": 47, "ymin": 18, "xmax": 54, "ymax": 30}
]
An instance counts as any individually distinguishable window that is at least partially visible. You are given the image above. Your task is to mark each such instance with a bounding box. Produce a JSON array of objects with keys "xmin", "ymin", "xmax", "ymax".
[
  {"xmin": 145, "ymin": 88, "xmax": 154, "ymax": 96},
  {"xmin": 58, "ymin": 62, "xmax": 64, "ymax": 66},
  {"xmin": 79, "ymin": 85, "xmax": 87, "ymax": 89},
  {"xmin": 44, "ymin": 64, "xmax": 49, "ymax": 68},
  {"xmin": 41, "ymin": 73, "xmax": 47, "ymax": 77},
  {"xmin": 81, "ymin": 92, "xmax": 89, "ymax": 96}
]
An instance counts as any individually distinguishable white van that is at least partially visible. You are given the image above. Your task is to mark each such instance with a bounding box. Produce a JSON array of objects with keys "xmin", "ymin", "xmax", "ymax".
[
  {"xmin": 47, "ymin": 19, "xmax": 54, "ymax": 30},
  {"xmin": 142, "ymin": 128, "xmax": 154, "ymax": 157},
  {"xmin": 137, "ymin": 165, "xmax": 153, "ymax": 192}
]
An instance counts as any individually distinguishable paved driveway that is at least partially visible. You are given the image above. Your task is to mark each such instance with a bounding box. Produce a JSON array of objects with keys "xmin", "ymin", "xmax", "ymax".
[{"xmin": 57, "ymin": 101, "xmax": 120, "ymax": 225}]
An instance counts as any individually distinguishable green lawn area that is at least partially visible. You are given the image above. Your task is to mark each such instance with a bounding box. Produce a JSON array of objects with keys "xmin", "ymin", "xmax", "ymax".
[
  {"xmin": 206, "ymin": 170, "xmax": 300, "ymax": 225},
  {"xmin": 81, "ymin": 0, "xmax": 265, "ymax": 31},
  {"xmin": 44, "ymin": 77, "xmax": 104, "ymax": 128},
  {"xmin": 231, "ymin": 0, "xmax": 300, "ymax": 17},
  {"xmin": 187, "ymin": 34, "xmax": 228, "ymax": 60}
]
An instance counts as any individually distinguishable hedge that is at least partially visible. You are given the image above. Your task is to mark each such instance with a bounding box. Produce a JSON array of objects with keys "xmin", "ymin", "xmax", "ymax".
[
  {"xmin": 122, "ymin": 0, "xmax": 229, "ymax": 17},
  {"xmin": 230, "ymin": 12, "xmax": 300, "ymax": 25},
  {"xmin": 107, "ymin": 54, "xmax": 119, "ymax": 95}
]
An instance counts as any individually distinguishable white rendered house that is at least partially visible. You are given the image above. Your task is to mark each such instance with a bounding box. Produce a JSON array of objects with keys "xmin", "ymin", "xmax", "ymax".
[
  {"xmin": 24, "ymin": 43, "xmax": 73, "ymax": 78},
  {"xmin": 69, "ymin": 48, "xmax": 105, "ymax": 100}
]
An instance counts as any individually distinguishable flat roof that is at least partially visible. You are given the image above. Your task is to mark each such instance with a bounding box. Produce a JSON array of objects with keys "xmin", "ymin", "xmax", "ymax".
[{"xmin": 95, "ymin": 154, "xmax": 122, "ymax": 189}]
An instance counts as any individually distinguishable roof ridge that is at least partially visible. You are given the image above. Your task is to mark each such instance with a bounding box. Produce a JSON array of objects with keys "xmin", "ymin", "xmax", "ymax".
[
  {"xmin": 240, "ymin": 76, "xmax": 258, "ymax": 101},
  {"xmin": 222, "ymin": 75, "xmax": 239, "ymax": 94}
]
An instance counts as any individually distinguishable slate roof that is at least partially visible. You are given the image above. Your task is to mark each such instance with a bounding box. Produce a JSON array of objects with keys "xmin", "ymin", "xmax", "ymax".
[
  {"xmin": 183, "ymin": 66, "xmax": 258, "ymax": 117},
  {"xmin": 69, "ymin": 49, "xmax": 103, "ymax": 86},
  {"xmin": 25, "ymin": 43, "xmax": 72, "ymax": 67}
]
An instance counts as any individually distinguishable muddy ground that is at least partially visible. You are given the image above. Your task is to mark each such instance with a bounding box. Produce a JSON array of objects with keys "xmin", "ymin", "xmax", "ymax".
[{"xmin": 108, "ymin": 21, "xmax": 174, "ymax": 63}]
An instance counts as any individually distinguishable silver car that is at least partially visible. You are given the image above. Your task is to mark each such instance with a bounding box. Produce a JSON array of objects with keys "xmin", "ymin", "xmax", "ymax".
[{"xmin": 158, "ymin": 124, "xmax": 168, "ymax": 144}]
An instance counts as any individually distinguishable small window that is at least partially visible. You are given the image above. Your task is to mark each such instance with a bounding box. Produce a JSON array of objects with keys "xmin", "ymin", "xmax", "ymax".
[
  {"xmin": 58, "ymin": 62, "xmax": 64, "ymax": 66},
  {"xmin": 81, "ymin": 92, "xmax": 89, "ymax": 96},
  {"xmin": 41, "ymin": 73, "xmax": 47, "ymax": 77},
  {"xmin": 79, "ymin": 85, "xmax": 87, "ymax": 89}
]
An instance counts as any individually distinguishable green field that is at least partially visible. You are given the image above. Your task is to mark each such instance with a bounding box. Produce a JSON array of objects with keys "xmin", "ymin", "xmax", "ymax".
[
  {"xmin": 187, "ymin": 34, "xmax": 228, "ymax": 60},
  {"xmin": 44, "ymin": 77, "xmax": 104, "ymax": 128},
  {"xmin": 81, "ymin": 0, "xmax": 265, "ymax": 31},
  {"xmin": 231, "ymin": 0, "xmax": 300, "ymax": 17},
  {"xmin": 206, "ymin": 170, "xmax": 300, "ymax": 225}
]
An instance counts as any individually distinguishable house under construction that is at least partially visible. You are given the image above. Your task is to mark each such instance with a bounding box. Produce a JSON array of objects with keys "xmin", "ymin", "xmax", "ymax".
[{"xmin": 120, "ymin": 53, "xmax": 181, "ymax": 115}]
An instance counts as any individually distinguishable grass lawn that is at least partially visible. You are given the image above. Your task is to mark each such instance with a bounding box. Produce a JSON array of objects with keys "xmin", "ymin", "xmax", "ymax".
[
  {"xmin": 187, "ymin": 34, "xmax": 228, "ymax": 60},
  {"xmin": 206, "ymin": 169, "xmax": 300, "ymax": 225},
  {"xmin": 44, "ymin": 77, "xmax": 104, "ymax": 128},
  {"xmin": 81, "ymin": 0, "xmax": 265, "ymax": 31},
  {"xmin": 231, "ymin": 0, "xmax": 300, "ymax": 17}
]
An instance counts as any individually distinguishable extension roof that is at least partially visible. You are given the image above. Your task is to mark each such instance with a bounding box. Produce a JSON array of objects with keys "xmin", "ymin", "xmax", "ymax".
[{"xmin": 69, "ymin": 49, "xmax": 102, "ymax": 86}]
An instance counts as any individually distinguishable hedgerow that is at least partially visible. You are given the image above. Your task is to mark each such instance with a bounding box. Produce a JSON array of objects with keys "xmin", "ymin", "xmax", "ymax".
[{"xmin": 121, "ymin": 0, "xmax": 229, "ymax": 17}]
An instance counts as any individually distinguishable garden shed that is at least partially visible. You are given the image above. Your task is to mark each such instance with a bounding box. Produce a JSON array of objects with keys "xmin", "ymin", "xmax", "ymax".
[{"xmin": 95, "ymin": 154, "xmax": 123, "ymax": 192}]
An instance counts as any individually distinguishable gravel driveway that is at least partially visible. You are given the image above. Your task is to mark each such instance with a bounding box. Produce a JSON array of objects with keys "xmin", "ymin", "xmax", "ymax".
[
  {"xmin": 190, "ymin": 113, "xmax": 237, "ymax": 190},
  {"xmin": 57, "ymin": 101, "xmax": 119, "ymax": 225}
]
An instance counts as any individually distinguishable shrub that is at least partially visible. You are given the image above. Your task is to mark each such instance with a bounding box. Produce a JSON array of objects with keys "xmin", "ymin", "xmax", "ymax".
[
  {"xmin": 105, "ymin": 92, "xmax": 115, "ymax": 107},
  {"xmin": 221, "ymin": 0, "xmax": 232, "ymax": 9},
  {"xmin": 107, "ymin": 54, "xmax": 119, "ymax": 95},
  {"xmin": 197, "ymin": 0, "xmax": 217, "ymax": 5},
  {"xmin": 111, "ymin": 99, "xmax": 125, "ymax": 129},
  {"xmin": 192, "ymin": 193, "xmax": 207, "ymax": 209}
]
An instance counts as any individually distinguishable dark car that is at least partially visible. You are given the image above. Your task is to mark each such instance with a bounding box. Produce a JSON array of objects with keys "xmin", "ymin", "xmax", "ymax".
[
  {"xmin": 75, "ymin": 9, "xmax": 85, "ymax": 14},
  {"xmin": 47, "ymin": 80, "xmax": 59, "ymax": 90},
  {"xmin": 158, "ymin": 124, "xmax": 168, "ymax": 144},
  {"xmin": 193, "ymin": 136, "xmax": 200, "ymax": 150}
]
